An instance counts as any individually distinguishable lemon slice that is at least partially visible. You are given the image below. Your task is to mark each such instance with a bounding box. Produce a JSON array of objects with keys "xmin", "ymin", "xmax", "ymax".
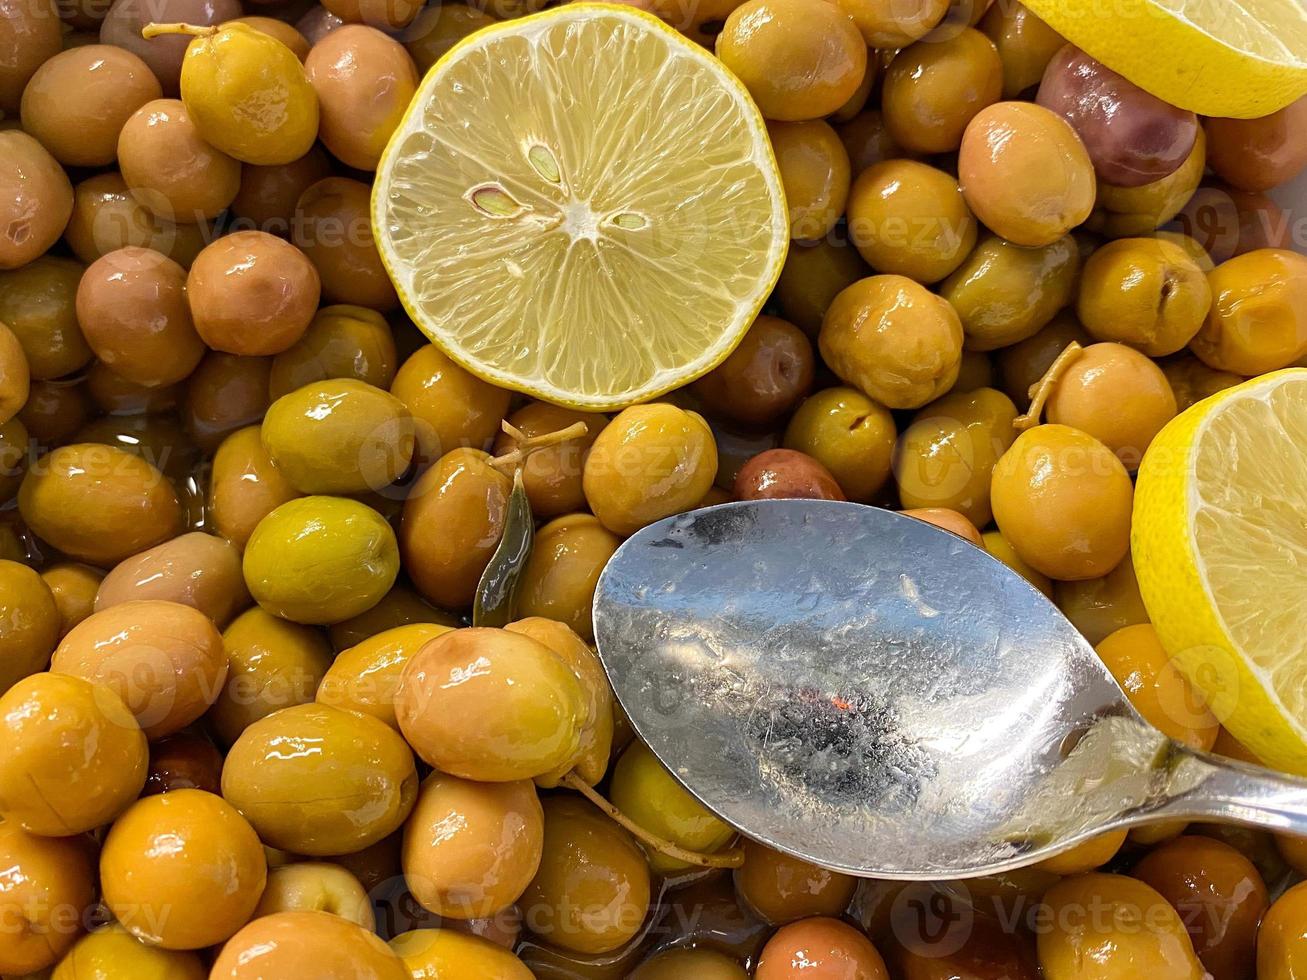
[
  {"xmin": 1133, "ymin": 368, "xmax": 1307, "ymax": 774},
  {"xmin": 371, "ymin": 4, "xmax": 787, "ymax": 410},
  {"xmin": 1022, "ymin": 0, "xmax": 1307, "ymax": 118}
]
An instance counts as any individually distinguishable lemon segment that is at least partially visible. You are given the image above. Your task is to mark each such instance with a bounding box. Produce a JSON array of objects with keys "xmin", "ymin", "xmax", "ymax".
[
  {"xmin": 1022, "ymin": 0, "xmax": 1307, "ymax": 118},
  {"xmin": 371, "ymin": 4, "xmax": 788, "ymax": 410},
  {"xmin": 1133, "ymin": 369, "xmax": 1307, "ymax": 774}
]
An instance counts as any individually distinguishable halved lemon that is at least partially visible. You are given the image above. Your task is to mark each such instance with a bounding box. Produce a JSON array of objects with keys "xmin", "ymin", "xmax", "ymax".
[
  {"xmin": 371, "ymin": 4, "xmax": 788, "ymax": 410},
  {"xmin": 1133, "ymin": 369, "xmax": 1307, "ymax": 774},
  {"xmin": 1022, "ymin": 0, "xmax": 1307, "ymax": 118}
]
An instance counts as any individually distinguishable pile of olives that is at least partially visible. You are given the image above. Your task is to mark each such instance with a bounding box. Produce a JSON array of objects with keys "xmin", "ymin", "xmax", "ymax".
[{"xmin": 2, "ymin": 0, "xmax": 1307, "ymax": 974}]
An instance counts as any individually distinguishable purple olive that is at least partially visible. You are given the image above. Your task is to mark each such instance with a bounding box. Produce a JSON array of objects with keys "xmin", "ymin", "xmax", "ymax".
[{"xmin": 1036, "ymin": 44, "xmax": 1198, "ymax": 187}]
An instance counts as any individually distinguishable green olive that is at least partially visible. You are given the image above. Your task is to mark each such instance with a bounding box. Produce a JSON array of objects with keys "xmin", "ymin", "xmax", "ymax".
[
  {"xmin": 609, "ymin": 740, "xmax": 735, "ymax": 874},
  {"xmin": 269, "ymin": 305, "xmax": 398, "ymax": 401},
  {"xmin": 940, "ymin": 233, "xmax": 1080, "ymax": 351},
  {"xmin": 894, "ymin": 387, "xmax": 1018, "ymax": 527},
  {"xmin": 222, "ymin": 702, "xmax": 418, "ymax": 855},
  {"xmin": 783, "ymin": 387, "xmax": 897, "ymax": 503},
  {"xmin": 262, "ymin": 379, "xmax": 416, "ymax": 495},
  {"xmin": 395, "ymin": 627, "xmax": 587, "ymax": 782},
  {"xmin": 0, "ymin": 417, "xmax": 27, "ymax": 503},
  {"xmin": 327, "ymin": 585, "xmax": 460, "ymax": 650},
  {"xmin": 243, "ymin": 496, "xmax": 400, "ymax": 624},
  {"xmin": 1088, "ymin": 129, "xmax": 1206, "ymax": 238}
]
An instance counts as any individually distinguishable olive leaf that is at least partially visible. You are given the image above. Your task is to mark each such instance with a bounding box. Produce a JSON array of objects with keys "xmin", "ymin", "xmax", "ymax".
[{"xmin": 472, "ymin": 467, "xmax": 534, "ymax": 628}]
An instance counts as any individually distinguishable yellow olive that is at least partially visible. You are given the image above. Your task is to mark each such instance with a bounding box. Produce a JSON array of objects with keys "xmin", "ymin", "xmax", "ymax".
[
  {"xmin": 328, "ymin": 585, "xmax": 460, "ymax": 650},
  {"xmin": 244, "ymin": 496, "xmax": 400, "ymax": 624},
  {"xmin": 317, "ymin": 622, "xmax": 453, "ymax": 730},
  {"xmin": 0, "ymin": 558, "xmax": 59, "ymax": 695},
  {"xmin": 210, "ymin": 606, "xmax": 334, "ymax": 745},
  {"xmin": 520, "ymin": 795, "xmax": 651, "ymax": 955},
  {"xmin": 1034, "ymin": 830, "xmax": 1127, "ymax": 874},
  {"xmin": 507, "ymin": 616, "xmax": 613, "ymax": 787},
  {"xmin": 983, "ymin": 529, "xmax": 1052, "ymax": 596},
  {"xmin": 0, "ymin": 671, "xmax": 146, "ymax": 835},
  {"xmin": 782, "ymin": 387, "xmax": 896, "ymax": 504},
  {"xmin": 1096, "ymin": 624, "xmax": 1218, "ymax": 750},
  {"xmin": 209, "ymin": 425, "xmax": 302, "ymax": 551},
  {"xmin": 395, "ymin": 627, "xmax": 587, "ymax": 782},
  {"xmin": 940, "ymin": 233, "xmax": 1081, "ymax": 351},
  {"xmin": 262, "ymin": 379, "xmax": 416, "ymax": 495},
  {"xmin": 0, "ymin": 255, "xmax": 92, "ymax": 380},
  {"xmin": 252, "ymin": 862, "xmax": 375, "ymax": 929},
  {"xmin": 609, "ymin": 739, "xmax": 735, "ymax": 873},
  {"xmin": 102, "ymin": 789, "xmax": 267, "ymax": 950},
  {"xmin": 768, "ymin": 119, "xmax": 852, "ymax": 241},
  {"xmin": 402, "ymin": 772, "xmax": 543, "ymax": 920},
  {"xmin": 881, "ymin": 29, "xmax": 1003, "ymax": 155},
  {"xmin": 893, "ymin": 387, "xmax": 1018, "ymax": 527},
  {"xmin": 19, "ymin": 443, "xmax": 182, "ymax": 567},
  {"xmin": 1190, "ymin": 248, "xmax": 1307, "ymax": 375},
  {"xmin": 52, "ymin": 924, "xmax": 208, "ymax": 980},
  {"xmin": 213, "ymin": 910, "xmax": 408, "ymax": 979},
  {"xmin": 223, "ymin": 702, "xmax": 418, "ymax": 855},
  {"xmin": 1076, "ymin": 237, "xmax": 1212, "ymax": 357},
  {"xmin": 269, "ymin": 305, "xmax": 398, "ymax": 401},
  {"xmin": 391, "ymin": 928, "xmax": 534, "ymax": 980},
  {"xmin": 400, "ymin": 448, "xmax": 511, "ymax": 609},
  {"xmin": 979, "ymin": 0, "xmax": 1066, "ymax": 98},
  {"xmin": 990, "ymin": 425, "xmax": 1133, "ymax": 581},
  {"xmin": 632, "ymin": 948, "xmax": 749, "ymax": 980},
  {"xmin": 774, "ymin": 239, "xmax": 870, "ymax": 338},
  {"xmin": 1037, "ymin": 874, "xmax": 1206, "ymax": 980},
  {"xmin": 41, "ymin": 561, "xmax": 102, "ymax": 639},
  {"xmin": 1259, "ymin": 881, "xmax": 1307, "ymax": 980},
  {"xmin": 0, "ymin": 821, "xmax": 95, "ymax": 975},
  {"xmin": 582, "ymin": 404, "xmax": 717, "ymax": 537},
  {"xmin": 177, "ymin": 21, "xmax": 319, "ymax": 165},
  {"xmin": 820, "ymin": 276, "xmax": 963, "ymax": 409},
  {"xmin": 390, "ymin": 344, "xmax": 512, "ymax": 466},
  {"xmin": 517, "ymin": 514, "xmax": 621, "ymax": 642},
  {"xmin": 1053, "ymin": 553, "xmax": 1149, "ymax": 645}
]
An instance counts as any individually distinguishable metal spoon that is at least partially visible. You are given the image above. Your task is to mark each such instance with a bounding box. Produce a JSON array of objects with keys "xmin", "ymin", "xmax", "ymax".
[{"xmin": 592, "ymin": 499, "xmax": 1307, "ymax": 880}]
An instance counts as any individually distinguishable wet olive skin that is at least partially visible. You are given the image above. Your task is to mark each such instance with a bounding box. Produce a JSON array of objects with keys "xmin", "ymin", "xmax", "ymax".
[
  {"xmin": 775, "ymin": 238, "xmax": 870, "ymax": 338},
  {"xmin": 0, "ymin": 671, "xmax": 147, "ymax": 835},
  {"xmin": 517, "ymin": 513, "xmax": 622, "ymax": 641},
  {"xmin": 1190, "ymin": 249, "xmax": 1307, "ymax": 375},
  {"xmin": 1132, "ymin": 835, "xmax": 1268, "ymax": 980},
  {"xmin": 41, "ymin": 561, "xmax": 102, "ymax": 639},
  {"xmin": 243, "ymin": 496, "xmax": 400, "ymax": 625},
  {"xmin": 64, "ymin": 171, "xmax": 209, "ymax": 268},
  {"xmin": 1258, "ymin": 881, "xmax": 1307, "ymax": 980},
  {"xmin": 0, "ymin": 131, "xmax": 73, "ymax": 270},
  {"xmin": 52, "ymin": 923, "xmax": 209, "ymax": 978},
  {"xmin": 293, "ymin": 177, "xmax": 400, "ymax": 311},
  {"xmin": 0, "ymin": 320, "xmax": 29, "ymax": 425},
  {"xmin": 210, "ymin": 606, "xmax": 334, "ymax": 746},
  {"xmin": 0, "ymin": 0, "xmax": 63, "ymax": 116},
  {"xmin": 756, "ymin": 917, "xmax": 890, "ymax": 980},
  {"xmin": 19, "ymin": 443, "xmax": 183, "ymax": 567},
  {"xmin": 1205, "ymin": 97, "xmax": 1307, "ymax": 193},
  {"xmin": 144, "ymin": 732, "xmax": 224, "ymax": 796},
  {"xmin": 783, "ymin": 386, "xmax": 897, "ymax": 503},
  {"xmin": 735, "ymin": 838, "xmax": 857, "ymax": 925},
  {"xmin": 400, "ymin": 448, "xmax": 511, "ymax": 609},
  {"xmin": 734, "ymin": 447, "xmax": 847, "ymax": 502},
  {"xmin": 0, "ymin": 558, "xmax": 59, "ymax": 694},
  {"xmin": 881, "ymin": 29, "xmax": 1003, "ymax": 155},
  {"xmin": 317, "ymin": 621, "xmax": 452, "ymax": 730},
  {"xmin": 51, "ymin": 598, "xmax": 228, "ymax": 739},
  {"xmin": 520, "ymin": 795, "xmax": 652, "ymax": 955},
  {"xmin": 231, "ymin": 146, "xmax": 333, "ymax": 228},
  {"xmin": 184, "ymin": 352, "xmax": 273, "ymax": 453},
  {"xmin": 98, "ymin": 0, "xmax": 242, "ymax": 94},
  {"xmin": 270, "ymin": 304, "xmax": 398, "ymax": 401},
  {"xmin": 213, "ymin": 911, "xmax": 409, "ymax": 980},
  {"xmin": 693, "ymin": 315, "xmax": 814, "ymax": 428},
  {"xmin": 0, "ymin": 821, "xmax": 96, "ymax": 974},
  {"xmin": 0, "ymin": 254, "xmax": 91, "ymax": 380},
  {"xmin": 1096, "ymin": 624, "xmax": 1218, "ymax": 750},
  {"xmin": 223, "ymin": 702, "xmax": 419, "ymax": 856},
  {"xmin": 1038, "ymin": 873, "xmax": 1207, "ymax": 980},
  {"xmin": 209, "ymin": 425, "xmax": 302, "ymax": 550},
  {"xmin": 101, "ymin": 789, "xmax": 267, "ymax": 950},
  {"xmin": 391, "ymin": 345, "xmax": 512, "ymax": 466},
  {"xmin": 392, "ymin": 927, "xmax": 535, "ymax": 980},
  {"xmin": 490, "ymin": 402, "xmax": 608, "ymax": 519},
  {"xmin": 402, "ymin": 772, "xmax": 544, "ymax": 920},
  {"xmin": 117, "ymin": 98, "xmax": 242, "ymax": 223},
  {"xmin": 96, "ymin": 531, "xmax": 250, "ymax": 626}
]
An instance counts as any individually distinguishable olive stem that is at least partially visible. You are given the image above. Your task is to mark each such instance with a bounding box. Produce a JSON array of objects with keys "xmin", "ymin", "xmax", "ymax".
[
  {"xmin": 561, "ymin": 772, "xmax": 746, "ymax": 870},
  {"xmin": 489, "ymin": 420, "xmax": 589, "ymax": 474},
  {"xmin": 1014, "ymin": 342, "xmax": 1084, "ymax": 431},
  {"xmin": 140, "ymin": 21, "xmax": 219, "ymax": 40}
]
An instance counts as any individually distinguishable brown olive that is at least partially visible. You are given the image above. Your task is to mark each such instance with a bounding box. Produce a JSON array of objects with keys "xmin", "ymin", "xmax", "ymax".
[
  {"xmin": 20, "ymin": 44, "xmax": 161, "ymax": 166},
  {"xmin": 118, "ymin": 98, "xmax": 242, "ymax": 224},
  {"xmin": 64, "ymin": 171, "xmax": 209, "ymax": 268},
  {"xmin": 491, "ymin": 402, "xmax": 608, "ymax": 519},
  {"xmin": 187, "ymin": 231, "xmax": 321, "ymax": 356},
  {"xmin": 756, "ymin": 917, "xmax": 889, "ymax": 980},
  {"xmin": 208, "ymin": 426, "xmax": 304, "ymax": 550},
  {"xmin": 230, "ymin": 15, "xmax": 312, "ymax": 60},
  {"xmin": 19, "ymin": 443, "xmax": 182, "ymax": 566},
  {"xmin": 17, "ymin": 379, "xmax": 93, "ymax": 447},
  {"xmin": 403, "ymin": 2, "xmax": 496, "ymax": 73},
  {"xmin": 75, "ymin": 247, "xmax": 206, "ymax": 388},
  {"xmin": 231, "ymin": 146, "xmax": 333, "ymax": 230},
  {"xmin": 768, "ymin": 119, "xmax": 852, "ymax": 241},
  {"xmin": 882, "ymin": 29, "xmax": 1003, "ymax": 155},
  {"xmin": 184, "ymin": 352, "xmax": 274, "ymax": 453},
  {"xmin": 693, "ymin": 315, "xmax": 814, "ymax": 427},
  {"xmin": 305, "ymin": 25, "xmax": 418, "ymax": 171},
  {"xmin": 0, "ymin": 255, "xmax": 91, "ymax": 380},
  {"xmin": 1037, "ymin": 45, "xmax": 1198, "ymax": 187},
  {"xmin": 734, "ymin": 838, "xmax": 857, "ymax": 925},
  {"xmin": 959, "ymin": 101, "xmax": 1095, "ymax": 248},
  {"xmin": 293, "ymin": 176, "xmax": 400, "ymax": 310},
  {"xmin": 98, "ymin": 0, "xmax": 242, "ymax": 94},
  {"xmin": 391, "ymin": 344, "xmax": 512, "ymax": 465},
  {"xmin": 1131, "ymin": 835, "xmax": 1267, "ymax": 980},
  {"xmin": 143, "ymin": 731, "xmax": 224, "ymax": 796},
  {"xmin": 1204, "ymin": 96, "xmax": 1307, "ymax": 192},
  {"xmin": 901, "ymin": 507, "xmax": 985, "ymax": 545},
  {"xmin": 517, "ymin": 514, "xmax": 621, "ymax": 642},
  {"xmin": 401, "ymin": 448, "xmax": 511, "ymax": 608},
  {"xmin": 86, "ymin": 362, "xmax": 182, "ymax": 415},
  {"xmin": 96, "ymin": 531, "xmax": 250, "ymax": 625},
  {"xmin": 0, "ymin": 0, "xmax": 62, "ymax": 115},
  {"xmin": 734, "ymin": 448, "xmax": 847, "ymax": 501},
  {"xmin": 320, "ymin": 0, "xmax": 423, "ymax": 30}
]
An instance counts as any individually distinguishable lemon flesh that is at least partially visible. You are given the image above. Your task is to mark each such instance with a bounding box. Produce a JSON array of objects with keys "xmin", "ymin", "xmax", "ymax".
[
  {"xmin": 372, "ymin": 4, "xmax": 788, "ymax": 410},
  {"xmin": 1133, "ymin": 369, "xmax": 1307, "ymax": 774},
  {"xmin": 1023, "ymin": 0, "xmax": 1307, "ymax": 118}
]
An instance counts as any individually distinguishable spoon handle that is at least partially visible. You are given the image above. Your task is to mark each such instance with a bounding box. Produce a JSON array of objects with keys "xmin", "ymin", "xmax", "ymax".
[{"xmin": 1150, "ymin": 743, "xmax": 1307, "ymax": 834}]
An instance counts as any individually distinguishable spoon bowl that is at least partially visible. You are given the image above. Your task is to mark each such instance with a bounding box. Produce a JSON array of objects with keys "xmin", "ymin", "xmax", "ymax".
[{"xmin": 593, "ymin": 500, "xmax": 1307, "ymax": 879}]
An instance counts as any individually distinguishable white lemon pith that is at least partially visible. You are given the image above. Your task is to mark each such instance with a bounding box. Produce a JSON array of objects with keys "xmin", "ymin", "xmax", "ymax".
[
  {"xmin": 372, "ymin": 4, "xmax": 788, "ymax": 410},
  {"xmin": 1022, "ymin": 0, "xmax": 1307, "ymax": 118},
  {"xmin": 1133, "ymin": 369, "xmax": 1307, "ymax": 775}
]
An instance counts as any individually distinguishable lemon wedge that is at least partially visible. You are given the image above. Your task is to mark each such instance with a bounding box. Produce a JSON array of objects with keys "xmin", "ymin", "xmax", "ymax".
[
  {"xmin": 1022, "ymin": 0, "xmax": 1307, "ymax": 118},
  {"xmin": 1133, "ymin": 368, "xmax": 1307, "ymax": 774},
  {"xmin": 371, "ymin": 4, "xmax": 787, "ymax": 410}
]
